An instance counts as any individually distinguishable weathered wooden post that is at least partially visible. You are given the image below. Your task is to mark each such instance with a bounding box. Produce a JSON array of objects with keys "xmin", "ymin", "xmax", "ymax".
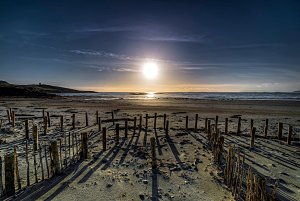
[
  {"xmin": 278, "ymin": 122, "xmax": 283, "ymax": 139},
  {"xmin": 165, "ymin": 120, "xmax": 169, "ymax": 136},
  {"xmin": 4, "ymin": 153, "xmax": 15, "ymax": 196},
  {"xmin": 96, "ymin": 111, "xmax": 99, "ymax": 124},
  {"xmin": 264, "ymin": 119, "xmax": 268, "ymax": 138},
  {"xmin": 287, "ymin": 125, "xmax": 292, "ymax": 145},
  {"xmin": 81, "ymin": 132, "xmax": 88, "ymax": 160},
  {"xmin": 185, "ymin": 116, "xmax": 189, "ymax": 130},
  {"xmin": 98, "ymin": 117, "xmax": 101, "ymax": 132},
  {"xmin": 72, "ymin": 114, "xmax": 75, "ymax": 129},
  {"xmin": 47, "ymin": 112, "xmax": 51, "ymax": 127},
  {"xmin": 11, "ymin": 111, "xmax": 15, "ymax": 127},
  {"xmin": 14, "ymin": 146, "xmax": 21, "ymax": 189},
  {"xmin": 154, "ymin": 113, "xmax": 157, "ymax": 129},
  {"xmin": 43, "ymin": 116, "xmax": 48, "ymax": 135},
  {"xmin": 102, "ymin": 127, "xmax": 107, "ymax": 151},
  {"xmin": 225, "ymin": 118, "xmax": 228, "ymax": 135},
  {"xmin": 150, "ymin": 137, "xmax": 156, "ymax": 168},
  {"xmin": 250, "ymin": 119, "xmax": 254, "ymax": 134},
  {"xmin": 125, "ymin": 120, "xmax": 128, "ymax": 138},
  {"xmin": 133, "ymin": 117, "xmax": 137, "ymax": 134},
  {"xmin": 250, "ymin": 127, "xmax": 256, "ymax": 149},
  {"xmin": 0, "ymin": 156, "xmax": 3, "ymax": 197},
  {"xmin": 6, "ymin": 110, "xmax": 11, "ymax": 124},
  {"xmin": 194, "ymin": 114, "xmax": 198, "ymax": 132},
  {"xmin": 205, "ymin": 118, "xmax": 208, "ymax": 133},
  {"xmin": 25, "ymin": 119, "xmax": 29, "ymax": 139},
  {"xmin": 60, "ymin": 115, "xmax": 64, "ymax": 132},
  {"xmin": 42, "ymin": 109, "xmax": 45, "ymax": 118},
  {"xmin": 25, "ymin": 140, "xmax": 30, "ymax": 186},
  {"xmin": 237, "ymin": 117, "xmax": 241, "ymax": 135},
  {"xmin": 50, "ymin": 141, "xmax": 61, "ymax": 175},
  {"xmin": 207, "ymin": 120, "xmax": 211, "ymax": 139},
  {"xmin": 85, "ymin": 112, "xmax": 89, "ymax": 127},
  {"xmin": 116, "ymin": 123, "xmax": 120, "ymax": 144},
  {"xmin": 0, "ymin": 119, "xmax": 2, "ymax": 129},
  {"xmin": 139, "ymin": 115, "xmax": 142, "ymax": 131},
  {"xmin": 44, "ymin": 145, "xmax": 50, "ymax": 178},
  {"xmin": 145, "ymin": 114, "xmax": 148, "ymax": 130},
  {"xmin": 163, "ymin": 114, "xmax": 166, "ymax": 129},
  {"xmin": 33, "ymin": 125, "xmax": 39, "ymax": 151},
  {"xmin": 111, "ymin": 111, "xmax": 115, "ymax": 125},
  {"xmin": 38, "ymin": 144, "xmax": 44, "ymax": 181},
  {"xmin": 215, "ymin": 115, "xmax": 218, "ymax": 134}
]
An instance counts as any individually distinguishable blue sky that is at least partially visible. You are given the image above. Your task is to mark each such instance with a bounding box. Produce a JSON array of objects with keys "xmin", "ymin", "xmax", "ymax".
[{"xmin": 0, "ymin": 0, "xmax": 299, "ymax": 92}]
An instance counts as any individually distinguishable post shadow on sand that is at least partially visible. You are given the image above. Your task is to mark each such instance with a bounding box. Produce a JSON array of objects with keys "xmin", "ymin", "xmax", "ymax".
[
  {"xmin": 118, "ymin": 129, "xmax": 135, "ymax": 165},
  {"xmin": 154, "ymin": 129, "xmax": 163, "ymax": 155},
  {"xmin": 143, "ymin": 128, "xmax": 148, "ymax": 147},
  {"xmin": 152, "ymin": 168, "xmax": 159, "ymax": 201},
  {"xmin": 166, "ymin": 132, "xmax": 184, "ymax": 168}
]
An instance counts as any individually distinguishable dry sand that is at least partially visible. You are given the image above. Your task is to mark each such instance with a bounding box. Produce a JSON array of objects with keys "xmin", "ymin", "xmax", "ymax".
[{"xmin": 0, "ymin": 97, "xmax": 299, "ymax": 201}]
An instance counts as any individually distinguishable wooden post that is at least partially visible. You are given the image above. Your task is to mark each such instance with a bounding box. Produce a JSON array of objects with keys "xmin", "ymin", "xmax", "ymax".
[
  {"xmin": 81, "ymin": 132, "xmax": 88, "ymax": 160},
  {"xmin": 6, "ymin": 110, "xmax": 11, "ymax": 124},
  {"xmin": 25, "ymin": 119, "xmax": 29, "ymax": 139},
  {"xmin": 215, "ymin": 115, "xmax": 218, "ymax": 134},
  {"xmin": 98, "ymin": 117, "xmax": 101, "ymax": 132},
  {"xmin": 44, "ymin": 145, "xmax": 50, "ymax": 178},
  {"xmin": 165, "ymin": 120, "xmax": 169, "ymax": 136},
  {"xmin": 287, "ymin": 125, "xmax": 292, "ymax": 145},
  {"xmin": 205, "ymin": 118, "xmax": 208, "ymax": 133},
  {"xmin": 225, "ymin": 118, "xmax": 228, "ymax": 135},
  {"xmin": 250, "ymin": 119, "xmax": 254, "ymax": 134},
  {"xmin": 33, "ymin": 150, "xmax": 38, "ymax": 182},
  {"xmin": 42, "ymin": 109, "xmax": 45, "ymax": 118},
  {"xmin": 0, "ymin": 156, "xmax": 3, "ymax": 197},
  {"xmin": 11, "ymin": 111, "xmax": 15, "ymax": 127},
  {"xmin": 125, "ymin": 120, "xmax": 128, "ymax": 138},
  {"xmin": 278, "ymin": 122, "xmax": 283, "ymax": 140},
  {"xmin": 264, "ymin": 119, "xmax": 268, "ymax": 138},
  {"xmin": 154, "ymin": 113, "xmax": 157, "ymax": 129},
  {"xmin": 185, "ymin": 116, "xmax": 189, "ymax": 130},
  {"xmin": 60, "ymin": 115, "xmax": 64, "ymax": 132},
  {"xmin": 25, "ymin": 140, "xmax": 30, "ymax": 186},
  {"xmin": 250, "ymin": 127, "xmax": 256, "ymax": 149},
  {"xmin": 0, "ymin": 119, "xmax": 2, "ymax": 129},
  {"xmin": 85, "ymin": 112, "xmax": 89, "ymax": 127},
  {"xmin": 14, "ymin": 146, "xmax": 21, "ymax": 190},
  {"xmin": 96, "ymin": 111, "xmax": 99, "ymax": 124},
  {"xmin": 72, "ymin": 114, "xmax": 75, "ymax": 129},
  {"xmin": 133, "ymin": 117, "xmax": 137, "ymax": 134},
  {"xmin": 139, "ymin": 115, "xmax": 142, "ymax": 131},
  {"xmin": 4, "ymin": 153, "xmax": 15, "ymax": 196},
  {"xmin": 150, "ymin": 137, "xmax": 156, "ymax": 168},
  {"xmin": 237, "ymin": 117, "xmax": 241, "ymax": 135},
  {"xmin": 145, "ymin": 114, "xmax": 148, "ymax": 129},
  {"xmin": 195, "ymin": 114, "xmax": 198, "ymax": 132},
  {"xmin": 38, "ymin": 144, "xmax": 44, "ymax": 181},
  {"xmin": 111, "ymin": 111, "xmax": 115, "ymax": 125},
  {"xmin": 50, "ymin": 141, "xmax": 61, "ymax": 175},
  {"xmin": 116, "ymin": 123, "xmax": 120, "ymax": 144},
  {"xmin": 43, "ymin": 116, "xmax": 48, "ymax": 135},
  {"xmin": 33, "ymin": 125, "xmax": 38, "ymax": 151},
  {"xmin": 163, "ymin": 114, "xmax": 166, "ymax": 129},
  {"xmin": 102, "ymin": 127, "xmax": 107, "ymax": 151},
  {"xmin": 47, "ymin": 112, "xmax": 51, "ymax": 127}
]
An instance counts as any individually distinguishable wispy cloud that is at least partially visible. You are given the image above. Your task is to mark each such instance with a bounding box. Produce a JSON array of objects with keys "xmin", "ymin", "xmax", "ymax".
[
  {"xmin": 72, "ymin": 26, "xmax": 140, "ymax": 33},
  {"xmin": 16, "ymin": 30, "xmax": 50, "ymax": 36},
  {"xmin": 70, "ymin": 49, "xmax": 135, "ymax": 61},
  {"xmin": 143, "ymin": 34, "xmax": 207, "ymax": 43},
  {"xmin": 215, "ymin": 43, "xmax": 282, "ymax": 49}
]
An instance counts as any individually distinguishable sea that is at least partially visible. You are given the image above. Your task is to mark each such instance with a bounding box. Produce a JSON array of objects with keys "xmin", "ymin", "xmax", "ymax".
[{"xmin": 59, "ymin": 92, "xmax": 300, "ymax": 101}]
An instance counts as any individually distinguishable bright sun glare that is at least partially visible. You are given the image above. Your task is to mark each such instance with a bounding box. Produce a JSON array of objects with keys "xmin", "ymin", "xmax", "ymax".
[{"xmin": 143, "ymin": 62, "xmax": 158, "ymax": 79}]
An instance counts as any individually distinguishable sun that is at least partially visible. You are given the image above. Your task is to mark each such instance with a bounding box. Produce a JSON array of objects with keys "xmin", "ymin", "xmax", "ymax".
[{"xmin": 143, "ymin": 62, "xmax": 158, "ymax": 79}]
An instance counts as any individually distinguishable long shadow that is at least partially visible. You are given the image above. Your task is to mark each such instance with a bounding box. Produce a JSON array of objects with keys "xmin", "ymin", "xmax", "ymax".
[
  {"xmin": 154, "ymin": 129, "xmax": 163, "ymax": 155},
  {"xmin": 143, "ymin": 128, "xmax": 148, "ymax": 147},
  {"xmin": 118, "ymin": 131, "xmax": 135, "ymax": 165},
  {"xmin": 152, "ymin": 168, "xmax": 159, "ymax": 201},
  {"xmin": 134, "ymin": 129, "xmax": 142, "ymax": 147},
  {"xmin": 101, "ymin": 138, "xmax": 126, "ymax": 170},
  {"xmin": 166, "ymin": 134, "xmax": 184, "ymax": 168}
]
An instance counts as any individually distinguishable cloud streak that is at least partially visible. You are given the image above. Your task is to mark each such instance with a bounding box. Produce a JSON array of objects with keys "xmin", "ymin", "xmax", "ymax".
[{"xmin": 143, "ymin": 34, "xmax": 207, "ymax": 43}]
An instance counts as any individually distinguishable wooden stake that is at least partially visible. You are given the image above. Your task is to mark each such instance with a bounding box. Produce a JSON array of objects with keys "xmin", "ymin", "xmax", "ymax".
[
  {"xmin": 75, "ymin": 133, "xmax": 79, "ymax": 160},
  {"xmin": 0, "ymin": 119, "xmax": 2, "ymax": 129},
  {"xmin": 47, "ymin": 112, "xmax": 51, "ymax": 127},
  {"xmin": 81, "ymin": 132, "xmax": 88, "ymax": 160},
  {"xmin": 98, "ymin": 117, "xmax": 101, "ymax": 132},
  {"xmin": 38, "ymin": 144, "xmax": 44, "ymax": 181},
  {"xmin": 6, "ymin": 110, "xmax": 11, "ymax": 124},
  {"xmin": 150, "ymin": 137, "xmax": 156, "ymax": 168},
  {"xmin": 278, "ymin": 122, "xmax": 283, "ymax": 140},
  {"xmin": 163, "ymin": 114, "xmax": 166, "ymax": 129},
  {"xmin": 14, "ymin": 146, "xmax": 21, "ymax": 190},
  {"xmin": 33, "ymin": 125, "xmax": 38, "ymax": 151},
  {"xmin": 4, "ymin": 153, "xmax": 15, "ymax": 196},
  {"xmin": 25, "ymin": 140, "xmax": 30, "ymax": 186},
  {"xmin": 215, "ymin": 115, "xmax": 218, "ymax": 134},
  {"xmin": 225, "ymin": 118, "xmax": 228, "ymax": 135},
  {"xmin": 59, "ymin": 139, "xmax": 63, "ymax": 169},
  {"xmin": 44, "ymin": 145, "xmax": 50, "ymax": 178},
  {"xmin": 165, "ymin": 120, "xmax": 169, "ymax": 136},
  {"xmin": 237, "ymin": 117, "xmax": 241, "ymax": 135},
  {"xmin": 50, "ymin": 141, "xmax": 61, "ymax": 175},
  {"xmin": 133, "ymin": 117, "xmax": 137, "ymax": 134},
  {"xmin": 0, "ymin": 156, "xmax": 3, "ymax": 197},
  {"xmin": 43, "ymin": 116, "xmax": 48, "ymax": 135},
  {"xmin": 154, "ymin": 113, "xmax": 157, "ymax": 129},
  {"xmin": 111, "ymin": 111, "xmax": 115, "ymax": 125},
  {"xmin": 64, "ymin": 133, "xmax": 67, "ymax": 168},
  {"xmin": 139, "ymin": 115, "xmax": 142, "ymax": 131},
  {"xmin": 102, "ymin": 127, "xmax": 107, "ymax": 151},
  {"xmin": 42, "ymin": 109, "xmax": 45, "ymax": 118},
  {"xmin": 72, "ymin": 114, "xmax": 75, "ymax": 129},
  {"xmin": 72, "ymin": 132, "xmax": 75, "ymax": 162},
  {"xmin": 125, "ymin": 120, "xmax": 128, "ymax": 138},
  {"xmin": 25, "ymin": 119, "xmax": 29, "ymax": 139},
  {"xmin": 205, "ymin": 118, "xmax": 208, "ymax": 133},
  {"xmin": 33, "ymin": 150, "xmax": 38, "ymax": 183},
  {"xmin": 185, "ymin": 116, "xmax": 189, "ymax": 130},
  {"xmin": 60, "ymin": 115, "xmax": 64, "ymax": 132},
  {"xmin": 195, "ymin": 114, "xmax": 198, "ymax": 132},
  {"xmin": 11, "ymin": 111, "xmax": 15, "ymax": 127},
  {"xmin": 145, "ymin": 114, "xmax": 148, "ymax": 129},
  {"xmin": 264, "ymin": 119, "xmax": 268, "ymax": 138},
  {"xmin": 116, "ymin": 123, "xmax": 120, "ymax": 144},
  {"xmin": 85, "ymin": 112, "xmax": 89, "ymax": 127},
  {"xmin": 96, "ymin": 111, "xmax": 99, "ymax": 124},
  {"xmin": 250, "ymin": 119, "xmax": 254, "ymax": 134},
  {"xmin": 250, "ymin": 127, "xmax": 256, "ymax": 149},
  {"xmin": 287, "ymin": 125, "xmax": 292, "ymax": 145}
]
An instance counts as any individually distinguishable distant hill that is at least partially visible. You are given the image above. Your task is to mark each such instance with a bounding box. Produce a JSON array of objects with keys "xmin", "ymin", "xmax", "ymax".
[
  {"xmin": 0, "ymin": 81, "xmax": 96, "ymax": 97},
  {"xmin": 294, "ymin": 90, "xmax": 300, "ymax": 93}
]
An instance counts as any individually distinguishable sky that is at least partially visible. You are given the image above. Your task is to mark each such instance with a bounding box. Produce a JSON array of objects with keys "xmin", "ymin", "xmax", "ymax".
[{"xmin": 0, "ymin": 0, "xmax": 300, "ymax": 92}]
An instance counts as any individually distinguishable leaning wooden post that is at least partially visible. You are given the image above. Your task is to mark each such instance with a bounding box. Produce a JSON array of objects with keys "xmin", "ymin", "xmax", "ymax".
[
  {"xmin": 194, "ymin": 114, "xmax": 198, "ymax": 132},
  {"xmin": 215, "ymin": 115, "xmax": 218, "ymax": 134},
  {"xmin": 278, "ymin": 122, "xmax": 283, "ymax": 140},
  {"xmin": 225, "ymin": 118, "xmax": 228, "ymax": 135},
  {"xmin": 264, "ymin": 119, "xmax": 268, "ymax": 138},
  {"xmin": 116, "ymin": 123, "xmax": 120, "ymax": 144},
  {"xmin": 50, "ymin": 141, "xmax": 61, "ymax": 175},
  {"xmin": 154, "ymin": 113, "xmax": 157, "ymax": 129},
  {"xmin": 11, "ymin": 111, "xmax": 15, "ymax": 127},
  {"xmin": 81, "ymin": 132, "xmax": 88, "ymax": 160},
  {"xmin": 6, "ymin": 110, "xmax": 11, "ymax": 124},
  {"xmin": 287, "ymin": 125, "xmax": 292, "ymax": 145},
  {"xmin": 72, "ymin": 114, "xmax": 75, "ymax": 129},
  {"xmin": 102, "ymin": 127, "xmax": 107, "ymax": 151},
  {"xmin": 250, "ymin": 127, "xmax": 256, "ymax": 149},
  {"xmin": 43, "ymin": 116, "xmax": 48, "ymax": 135},
  {"xmin": 98, "ymin": 117, "xmax": 101, "ymax": 132},
  {"xmin": 125, "ymin": 120, "xmax": 128, "ymax": 138},
  {"xmin": 47, "ymin": 112, "xmax": 51, "ymax": 127},
  {"xmin": 237, "ymin": 117, "xmax": 241, "ymax": 135},
  {"xmin": 25, "ymin": 119, "xmax": 29, "ymax": 139},
  {"xmin": 96, "ymin": 111, "xmax": 99, "ymax": 124},
  {"xmin": 60, "ymin": 115, "xmax": 64, "ymax": 132},
  {"xmin": 145, "ymin": 114, "xmax": 148, "ymax": 130},
  {"xmin": 14, "ymin": 146, "xmax": 21, "ymax": 190},
  {"xmin": 165, "ymin": 120, "xmax": 169, "ymax": 136},
  {"xmin": 139, "ymin": 115, "xmax": 142, "ymax": 131},
  {"xmin": 4, "ymin": 153, "xmax": 15, "ymax": 196},
  {"xmin": 150, "ymin": 137, "xmax": 157, "ymax": 168},
  {"xmin": 85, "ymin": 112, "xmax": 89, "ymax": 127},
  {"xmin": 133, "ymin": 117, "xmax": 137, "ymax": 134},
  {"xmin": 33, "ymin": 125, "xmax": 39, "ymax": 151},
  {"xmin": 185, "ymin": 116, "xmax": 189, "ymax": 130},
  {"xmin": 163, "ymin": 114, "xmax": 166, "ymax": 129}
]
